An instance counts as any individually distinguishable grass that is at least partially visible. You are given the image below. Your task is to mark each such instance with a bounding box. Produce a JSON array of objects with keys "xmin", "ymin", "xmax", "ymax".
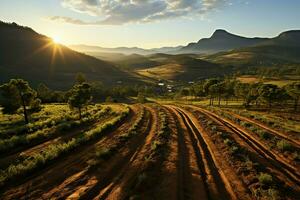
[
  {"xmin": 0, "ymin": 106, "xmax": 112, "ymax": 154},
  {"xmin": 237, "ymin": 75, "xmax": 299, "ymax": 87},
  {"xmin": 0, "ymin": 105, "xmax": 130, "ymax": 187}
]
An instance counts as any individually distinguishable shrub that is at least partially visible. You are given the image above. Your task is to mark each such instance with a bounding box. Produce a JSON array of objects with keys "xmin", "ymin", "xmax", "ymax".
[
  {"xmin": 151, "ymin": 140, "xmax": 162, "ymax": 151},
  {"xmin": 224, "ymin": 138, "xmax": 233, "ymax": 146},
  {"xmin": 210, "ymin": 125, "xmax": 217, "ymax": 132},
  {"xmin": 230, "ymin": 146, "xmax": 239, "ymax": 155},
  {"xmin": 258, "ymin": 173, "xmax": 273, "ymax": 186},
  {"xmin": 95, "ymin": 147, "xmax": 113, "ymax": 160},
  {"xmin": 258, "ymin": 130, "xmax": 271, "ymax": 140},
  {"xmin": 137, "ymin": 93, "xmax": 147, "ymax": 103},
  {"xmin": 276, "ymin": 140, "xmax": 293, "ymax": 152},
  {"xmin": 105, "ymin": 96, "xmax": 115, "ymax": 103}
]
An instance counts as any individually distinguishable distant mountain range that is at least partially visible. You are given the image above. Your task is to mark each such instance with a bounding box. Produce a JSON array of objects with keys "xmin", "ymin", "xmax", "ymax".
[
  {"xmin": 178, "ymin": 29, "xmax": 269, "ymax": 54},
  {"xmin": 202, "ymin": 30, "xmax": 300, "ymax": 65},
  {"xmin": 0, "ymin": 20, "xmax": 299, "ymax": 89},
  {"xmin": 70, "ymin": 29, "xmax": 300, "ymax": 57},
  {"xmin": 0, "ymin": 21, "xmax": 139, "ymax": 89},
  {"xmin": 69, "ymin": 44, "xmax": 183, "ymax": 56}
]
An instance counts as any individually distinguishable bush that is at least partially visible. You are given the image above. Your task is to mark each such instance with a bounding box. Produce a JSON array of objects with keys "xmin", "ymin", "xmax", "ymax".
[
  {"xmin": 105, "ymin": 96, "xmax": 115, "ymax": 103},
  {"xmin": 258, "ymin": 130, "xmax": 271, "ymax": 140},
  {"xmin": 276, "ymin": 140, "xmax": 294, "ymax": 152},
  {"xmin": 95, "ymin": 147, "xmax": 113, "ymax": 160},
  {"xmin": 224, "ymin": 138, "xmax": 233, "ymax": 146},
  {"xmin": 137, "ymin": 93, "xmax": 147, "ymax": 103},
  {"xmin": 230, "ymin": 146, "xmax": 239, "ymax": 155},
  {"xmin": 258, "ymin": 173, "xmax": 273, "ymax": 186}
]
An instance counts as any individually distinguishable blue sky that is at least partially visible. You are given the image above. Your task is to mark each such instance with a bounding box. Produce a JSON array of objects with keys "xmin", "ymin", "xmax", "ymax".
[{"xmin": 1, "ymin": 0, "xmax": 300, "ymax": 48}]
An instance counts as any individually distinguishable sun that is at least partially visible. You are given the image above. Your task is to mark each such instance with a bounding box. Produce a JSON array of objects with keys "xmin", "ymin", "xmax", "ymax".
[{"xmin": 52, "ymin": 36, "xmax": 61, "ymax": 44}]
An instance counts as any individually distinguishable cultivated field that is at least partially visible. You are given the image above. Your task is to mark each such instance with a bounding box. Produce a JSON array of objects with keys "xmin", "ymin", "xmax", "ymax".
[{"xmin": 0, "ymin": 103, "xmax": 299, "ymax": 200}]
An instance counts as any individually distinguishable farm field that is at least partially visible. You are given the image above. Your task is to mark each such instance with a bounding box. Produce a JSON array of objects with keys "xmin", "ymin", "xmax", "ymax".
[{"xmin": 0, "ymin": 103, "xmax": 299, "ymax": 200}]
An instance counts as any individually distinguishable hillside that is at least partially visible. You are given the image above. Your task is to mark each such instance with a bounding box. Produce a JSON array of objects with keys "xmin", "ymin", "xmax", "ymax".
[
  {"xmin": 136, "ymin": 55, "xmax": 232, "ymax": 82},
  {"xmin": 202, "ymin": 30, "xmax": 300, "ymax": 66},
  {"xmin": 0, "ymin": 21, "xmax": 137, "ymax": 89},
  {"xmin": 178, "ymin": 29, "xmax": 268, "ymax": 54}
]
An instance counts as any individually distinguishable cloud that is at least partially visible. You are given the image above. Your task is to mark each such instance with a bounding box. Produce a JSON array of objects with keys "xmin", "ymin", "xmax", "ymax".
[{"xmin": 49, "ymin": 0, "xmax": 230, "ymax": 25}]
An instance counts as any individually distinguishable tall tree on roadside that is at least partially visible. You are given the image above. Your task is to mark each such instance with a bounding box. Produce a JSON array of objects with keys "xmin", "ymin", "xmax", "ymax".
[
  {"xmin": 203, "ymin": 79, "xmax": 220, "ymax": 105},
  {"xmin": 258, "ymin": 84, "xmax": 281, "ymax": 109},
  {"xmin": 68, "ymin": 83, "xmax": 92, "ymax": 120},
  {"xmin": 234, "ymin": 82, "xmax": 250, "ymax": 107},
  {"xmin": 285, "ymin": 82, "xmax": 300, "ymax": 111},
  {"xmin": 0, "ymin": 79, "xmax": 41, "ymax": 124}
]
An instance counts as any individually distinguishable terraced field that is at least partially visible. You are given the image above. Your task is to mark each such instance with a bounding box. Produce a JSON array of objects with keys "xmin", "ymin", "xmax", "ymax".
[{"xmin": 0, "ymin": 103, "xmax": 299, "ymax": 200}]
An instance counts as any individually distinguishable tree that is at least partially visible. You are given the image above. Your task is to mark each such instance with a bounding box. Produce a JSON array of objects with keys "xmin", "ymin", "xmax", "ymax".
[
  {"xmin": 37, "ymin": 83, "xmax": 52, "ymax": 103},
  {"xmin": 75, "ymin": 73, "xmax": 86, "ymax": 84},
  {"xmin": 180, "ymin": 88, "xmax": 190, "ymax": 101},
  {"xmin": 68, "ymin": 83, "xmax": 92, "ymax": 120},
  {"xmin": 234, "ymin": 82, "xmax": 251, "ymax": 107},
  {"xmin": 258, "ymin": 84, "xmax": 282, "ymax": 109},
  {"xmin": 285, "ymin": 82, "xmax": 300, "ymax": 111},
  {"xmin": 203, "ymin": 79, "xmax": 220, "ymax": 105},
  {"xmin": 0, "ymin": 79, "xmax": 41, "ymax": 124}
]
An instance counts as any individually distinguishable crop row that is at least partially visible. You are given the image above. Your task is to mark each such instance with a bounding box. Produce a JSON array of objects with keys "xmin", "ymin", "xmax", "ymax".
[
  {"xmin": 224, "ymin": 108, "xmax": 299, "ymax": 135},
  {"xmin": 0, "ymin": 106, "xmax": 130, "ymax": 187},
  {"xmin": 0, "ymin": 107, "xmax": 112, "ymax": 154},
  {"xmin": 194, "ymin": 111, "xmax": 285, "ymax": 200},
  {"xmin": 129, "ymin": 108, "xmax": 170, "ymax": 198},
  {"xmin": 94, "ymin": 106, "xmax": 146, "ymax": 163},
  {"xmin": 207, "ymin": 107, "xmax": 299, "ymax": 162},
  {"xmin": 0, "ymin": 105, "xmax": 103, "ymax": 139}
]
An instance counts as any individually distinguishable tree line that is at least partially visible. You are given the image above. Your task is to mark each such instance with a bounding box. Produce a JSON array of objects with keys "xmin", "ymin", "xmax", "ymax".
[
  {"xmin": 178, "ymin": 78, "xmax": 300, "ymax": 111},
  {"xmin": 0, "ymin": 73, "xmax": 153, "ymax": 124}
]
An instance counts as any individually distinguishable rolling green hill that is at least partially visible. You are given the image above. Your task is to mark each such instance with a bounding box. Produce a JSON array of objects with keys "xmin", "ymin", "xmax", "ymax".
[{"xmin": 136, "ymin": 55, "xmax": 232, "ymax": 82}]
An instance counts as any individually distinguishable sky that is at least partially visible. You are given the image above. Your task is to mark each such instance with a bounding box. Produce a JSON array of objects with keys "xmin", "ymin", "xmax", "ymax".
[{"xmin": 0, "ymin": 0, "xmax": 300, "ymax": 48}]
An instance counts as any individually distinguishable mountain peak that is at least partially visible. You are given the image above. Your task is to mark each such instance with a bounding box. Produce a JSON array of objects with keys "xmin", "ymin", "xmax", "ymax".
[{"xmin": 211, "ymin": 29, "xmax": 231, "ymax": 38}]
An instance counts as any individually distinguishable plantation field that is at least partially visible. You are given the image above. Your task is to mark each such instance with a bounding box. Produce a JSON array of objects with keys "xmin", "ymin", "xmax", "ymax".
[{"xmin": 0, "ymin": 103, "xmax": 299, "ymax": 200}]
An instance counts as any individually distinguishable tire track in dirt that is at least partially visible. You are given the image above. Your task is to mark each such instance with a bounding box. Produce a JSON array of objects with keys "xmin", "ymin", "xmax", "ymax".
[
  {"xmin": 163, "ymin": 106, "xmax": 189, "ymax": 200},
  {"xmin": 59, "ymin": 106, "xmax": 153, "ymax": 200},
  {"xmin": 88, "ymin": 105, "xmax": 159, "ymax": 200},
  {"xmin": 0, "ymin": 105, "xmax": 139, "ymax": 200},
  {"xmin": 222, "ymin": 109, "xmax": 300, "ymax": 147},
  {"xmin": 191, "ymin": 106, "xmax": 300, "ymax": 188},
  {"xmin": 170, "ymin": 106, "xmax": 236, "ymax": 200}
]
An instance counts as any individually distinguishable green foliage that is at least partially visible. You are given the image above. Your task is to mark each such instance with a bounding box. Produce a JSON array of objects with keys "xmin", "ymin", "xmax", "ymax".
[
  {"xmin": 95, "ymin": 147, "xmax": 114, "ymax": 160},
  {"xmin": 68, "ymin": 83, "xmax": 92, "ymax": 119},
  {"xmin": 0, "ymin": 106, "xmax": 130, "ymax": 186},
  {"xmin": 0, "ymin": 105, "xmax": 110, "ymax": 154},
  {"xmin": 137, "ymin": 93, "xmax": 147, "ymax": 103},
  {"xmin": 223, "ymin": 138, "xmax": 233, "ymax": 146},
  {"xmin": 276, "ymin": 140, "xmax": 293, "ymax": 152},
  {"xmin": 258, "ymin": 173, "xmax": 273, "ymax": 186},
  {"xmin": 0, "ymin": 79, "xmax": 41, "ymax": 124},
  {"xmin": 105, "ymin": 96, "xmax": 115, "ymax": 103},
  {"xmin": 285, "ymin": 82, "xmax": 300, "ymax": 111}
]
